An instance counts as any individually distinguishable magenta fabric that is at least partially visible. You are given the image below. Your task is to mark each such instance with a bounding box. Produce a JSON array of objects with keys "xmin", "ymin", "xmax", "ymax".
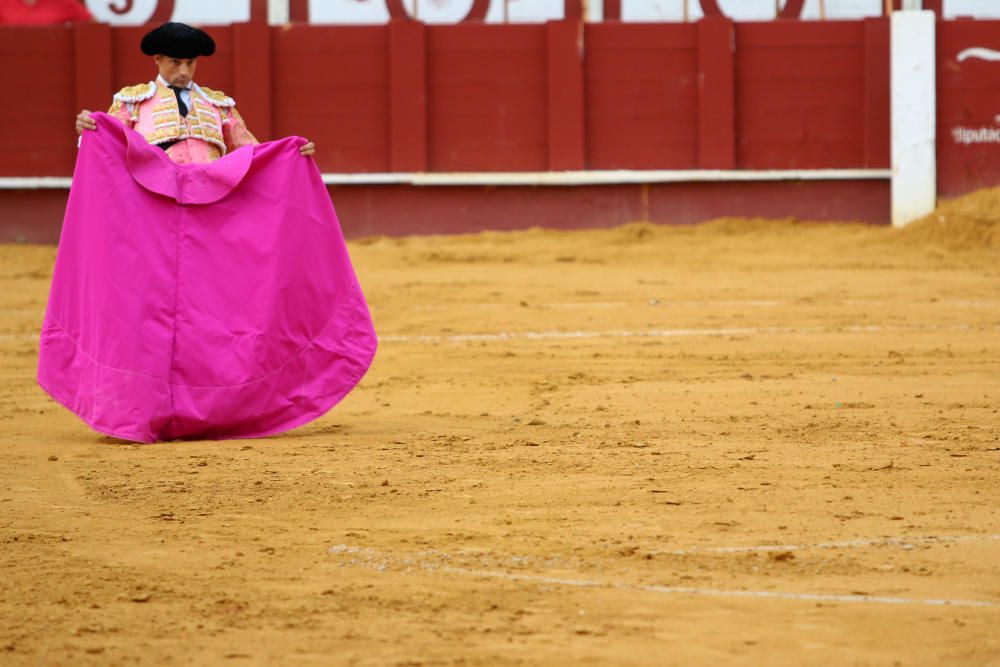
[{"xmin": 38, "ymin": 112, "xmax": 378, "ymax": 443}]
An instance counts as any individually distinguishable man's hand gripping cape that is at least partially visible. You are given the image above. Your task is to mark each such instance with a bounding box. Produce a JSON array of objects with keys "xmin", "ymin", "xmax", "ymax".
[{"xmin": 38, "ymin": 113, "xmax": 378, "ymax": 443}]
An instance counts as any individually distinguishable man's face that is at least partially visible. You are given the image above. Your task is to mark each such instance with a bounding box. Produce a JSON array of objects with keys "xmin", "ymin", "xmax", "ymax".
[{"xmin": 154, "ymin": 55, "xmax": 198, "ymax": 88}]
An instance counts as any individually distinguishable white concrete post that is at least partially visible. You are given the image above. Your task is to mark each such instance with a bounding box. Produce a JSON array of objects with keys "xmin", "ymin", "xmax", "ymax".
[
  {"xmin": 268, "ymin": 0, "xmax": 290, "ymax": 25},
  {"xmin": 890, "ymin": 9, "xmax": 936, "ymax": 228}
]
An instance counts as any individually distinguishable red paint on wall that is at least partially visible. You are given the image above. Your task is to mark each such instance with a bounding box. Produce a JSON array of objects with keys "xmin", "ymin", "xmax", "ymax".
[
  {"xmin": 389, "ymin": 20, "xmax": 428, "ymax": 172},
  {"xmin": 735, "ymin": 21, "xmax": 867, "ymax": 169},
  {"xmin": 74, "ymin": 23, "xmax": 113, "ymax": 117},
  {"xmin": 863, "ymin": 17, "xmax": 890, "ymax": 169},
  {"xmin": 426, "ymin": 24, "xmax": 548, "ymax": 171},
  {"xmin": 923, "ymin": 0, "xmax": 944, "ymax": 16},
  {"xmin": 697, "ymin": 17, "xmax": 736, "ymax": 169},
  {"xmin": 289, "ymin": 0, "xmax": 309, "ymax": 23},
  {"xmin": 546, "ymin": 20, "xmax": 586, "ymax": 170},
  {"xmin": 1, "ymin": 179, "xmax": 889, "ymax": 245},
  {"xmin": 272, "ymin": 26, "xmax": 390, "ymax": 172},
  {"xmin": 584, "ymin": 23, "xmax": 699, "ymax": 169},
  {"xmin": 233, "ymin": 22, "xmax": 272, "ymax": 140},
  {"xmin": 0, "ymin": 190, "xmax": 73, "ymax": 244},
  {"xmin": 250, "ymin": 0, "xmax": 268, "ymax": 22},
  {"xmin": 0, "ymin": 28, "xmax": 76, "ymax": 176},
  {"xmin": 1, "ymin": 20, "xmax": 999, "ymax": 203}
]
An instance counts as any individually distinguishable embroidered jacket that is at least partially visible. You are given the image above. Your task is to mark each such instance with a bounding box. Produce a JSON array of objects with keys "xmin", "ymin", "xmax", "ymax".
[{"xmin": 108, "ymin": 78, "xmax": 258, "ymax": 164}]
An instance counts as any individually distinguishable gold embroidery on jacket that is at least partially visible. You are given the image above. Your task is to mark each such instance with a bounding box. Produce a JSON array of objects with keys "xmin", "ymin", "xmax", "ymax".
[
  {"xmin": 138, "ymin": 83, "xmax": 227, "ymax": 154},
  {"xmin": 196, "ymin": 85, "xmax": 236, "ymax": 108},
  {"xmin": 112, "ymin": 82, "xmax": 156, "ymax": 104}
]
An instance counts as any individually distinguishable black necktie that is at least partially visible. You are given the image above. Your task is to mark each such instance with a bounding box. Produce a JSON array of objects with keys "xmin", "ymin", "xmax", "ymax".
[{"xmin": 169, "ymin": 85, "xmax": 188, "ymax": 117}]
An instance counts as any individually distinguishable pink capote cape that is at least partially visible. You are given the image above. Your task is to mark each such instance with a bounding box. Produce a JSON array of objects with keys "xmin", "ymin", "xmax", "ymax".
[{"xmin": 38, "ymin": 112, "xmax": 377, "ymax": 443}]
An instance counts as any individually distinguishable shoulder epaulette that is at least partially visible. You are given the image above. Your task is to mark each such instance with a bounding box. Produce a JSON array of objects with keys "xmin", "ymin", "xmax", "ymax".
[
  {"xmin": 113, "ymin": 81, "xmax": 157, "ymax": 104},
  {"xmin": 196, "ymin": 85, "xmax": 236, "ymax": 108}
]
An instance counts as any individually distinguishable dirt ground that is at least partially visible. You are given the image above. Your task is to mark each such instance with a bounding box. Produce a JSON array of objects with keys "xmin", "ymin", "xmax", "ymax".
[{"xmin": 2, "ymin": 193, "xmax": 999, "ymax": 665}]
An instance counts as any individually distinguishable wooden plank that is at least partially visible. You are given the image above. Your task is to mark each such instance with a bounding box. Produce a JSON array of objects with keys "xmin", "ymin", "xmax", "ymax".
[
  {"xmin": 432, "ymin": 85, "xmax": 554, "ymax": 112},
  {"xmin": 585, "ymin": 23, "xmax": 696, "ymax": 50},
  {"xmin": 290, "ymin": 0, "xmax": 309, "ymax": 22},
  {"xmin": 249, "ymin": 0, "xmax": 268, "ymax": 22},
  {"xmin": 735, "ymin": 21, "xmax": 867, "ymax": 170},
  {"xmin": 110, "ymin": 27, "xmax": 151, "ymax": 88},
  {"xmin": 737, "ymin": 48, "xmax": 866, "ymax": 78},
  {"xmin": 276, "ymin": 25, "xmax": 388, "ymax": 51},
  {"xmin": 546, "ymin": 20, "xmax": 585, "ymax": 171},
  {"xmin": 427, "ymin": 24, "xmax": 548, "ymax": 171},
  {"xmin": 0, "ymin": 27, "xmax": 75, "ymax": 176},
  {"xmin": 190, "ymin": 27, "xmax": 236, "ymax": 102},
  {"xmin": 389, "ymin": 20, "xmax": 427, "ymax": 172},
  {"xmin": 430, "ymin": 52, "xmax": 549, "ymax": 82},
  {"xmin": 737, "ymin": 22, "xmax": 864, "ymax": 48},
  {"xmin": 922, "ymin": 0, "xmax": 943, "ymax": 15},
  {"xmin": 584, "ymin": 23, "xmax": 698, "ymax": 169},
  {"xmin": 233, "ymin": 22, "xmax": 272, "ymax": 140},
  {"xmin": 272, "ymin": 26, "xmax": 390, "ymax": 172},
  {"xmin": 428, "ymin": 24, "xmax": 545, "ymax": 51},
  {"xmin": 698, "ymin": 16, "xmax": 735, "ymax": 169},
  {"xmin": 863, "ymin": 18, "xmax": 890, "ymax": 168},
  {"xmin": 74, "ymin": 23, "xmax": 112, "ymax": 116},
  {"xmin": 586, "ymin": 51, "xmax": 698, "ymax": 80},
  {"xmin": 737, "ymin": 82, "xmax": 865, "ymax": 108}
]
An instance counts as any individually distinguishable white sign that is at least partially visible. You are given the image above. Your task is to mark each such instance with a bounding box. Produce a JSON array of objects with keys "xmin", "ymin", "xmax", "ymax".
[
  {"xmin": 950, "ymin": 47, "xmax": 1000, "ymax": 146},
  {"xmin": 84, "ymin": 0, "xmax": 250, "ymax": 25},
  {"xmin": 306, "ymin": 0, "xmax": 566, "ymax": 24},
  {"xmin": 83, "ymin": 0, "xmax": 1000, "ymax": 24},
  {"xmin": 945, "ymin": 0, "xmax": 1000, "ymax": 18}
]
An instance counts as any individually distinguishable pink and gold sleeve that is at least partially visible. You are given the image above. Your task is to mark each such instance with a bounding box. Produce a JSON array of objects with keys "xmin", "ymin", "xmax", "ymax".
[
  {"xmin": 223, "ymin": 107, "xmax": 259, "ymax": 153},
  {"xmin": 107, "ymin": 100, "xmax": 137, "ymax": 128}
]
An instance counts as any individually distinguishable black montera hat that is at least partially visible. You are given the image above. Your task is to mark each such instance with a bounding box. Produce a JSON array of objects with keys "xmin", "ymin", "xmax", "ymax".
[{"xmin": 140, "ymin": 22, "xmax": 216, "ymax": 59}]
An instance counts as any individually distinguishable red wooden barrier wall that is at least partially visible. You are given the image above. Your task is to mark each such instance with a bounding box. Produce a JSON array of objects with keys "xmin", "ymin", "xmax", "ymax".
[
  {"xmin": 0, "ymin": 19, "xmax": 998, "ymax": 199},
  {"xmin": 273, "ymin": 26, "xmax": 390, "ymax": 171},
  {"xmin": 736, "ymin": 21, "xmax": 874, "ymax": 169},
  {"xmin": 3, "ymin": 27, "xmax": 77, "ymax": 176},
  {"xmin": 937, "ymin": 20, "xmax": 1000, "ymax": 197},
  {"xmin": 584, "ymin": 23, "xmax": 699, "ymax": 169},
  {"xmin": 2, "ymin": 19, "xmax": 888, "ymax": 177},
  {"xmin": 427, "ymin": 24, "xmax": 548, "ymax": 171}
]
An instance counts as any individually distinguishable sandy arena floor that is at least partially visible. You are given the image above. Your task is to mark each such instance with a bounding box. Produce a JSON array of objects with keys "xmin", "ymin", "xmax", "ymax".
[{"xmin": 1, "ymin": 204, "xmax": 999, "ymax": 665}]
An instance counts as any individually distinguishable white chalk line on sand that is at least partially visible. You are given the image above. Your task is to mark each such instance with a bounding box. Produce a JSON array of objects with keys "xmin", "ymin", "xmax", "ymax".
[
  {"xmin": 4, "ymin": 300, "xmax": 997, "ymax": 316},
  {"xmin": 408, "ymin": 299, "xmax": 1000, "ymax": 311},
  {"xmin": 1, "ymin": 322, "xmax": 992, "ymax": 346},
  {"xmin": 442, "ymin": 568, "xmax": 1000, "ymax": 608},
  {"xmin": 328, "ymin": 533, "xmax": 1000, "ymax": 609},
  {"xmin": 379, "ymin": 323, "xmax": 981, "ymax": 344},
  {"xmin": 653, "ymin": 533, "xmax": 1000, "ymax": 556}
]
